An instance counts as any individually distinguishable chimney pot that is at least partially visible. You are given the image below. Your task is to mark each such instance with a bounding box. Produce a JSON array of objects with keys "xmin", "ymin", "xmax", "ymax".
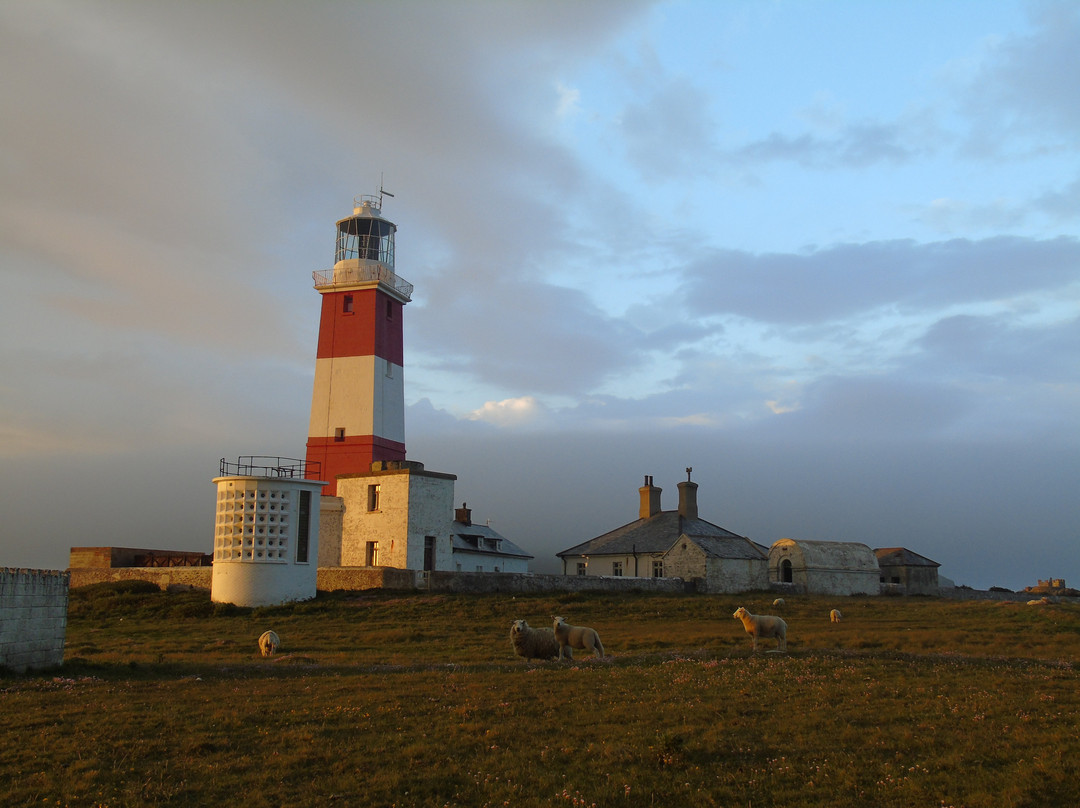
[
  {"xmin": 455, "ymin": 502, "xmax": 472, "ymax": 526},
  {"xmin": 678, "ymin": 479, "xmax": 699, "ymax": 520},
  {"xmin": 639, "ymin": 477, "xmax": 662, "ymax": 519}
]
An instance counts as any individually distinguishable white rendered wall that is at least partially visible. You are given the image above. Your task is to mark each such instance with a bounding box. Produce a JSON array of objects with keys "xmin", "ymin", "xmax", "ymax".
[
  {"xmin": 308, "ymin": 355, "xmax": 405, "ymax": 443},
  {"xmin": 339, "ymin": 472, "xmax": 412, "ymax": 568},
  {"xmin": 0, "ymin": 568, "xmax": 68, "ymax": 672},
  {"xmin": 211, "ymin": 476, "xmax": 324, "ymax": 607},
  {"xmin": 338, "ymin": 468, "xmax": 455, "ymax": 571},
  {"xmin": 453, "ymin": 553, "xmax": 530, "ymax": 574},
  {"xmin": 404, "ymin": 473, "xmax": 455, "ymax": 571}
]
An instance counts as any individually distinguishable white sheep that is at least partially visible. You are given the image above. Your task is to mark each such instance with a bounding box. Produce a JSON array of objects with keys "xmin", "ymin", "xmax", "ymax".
[
  {"xmin": 552, "ymin": 616, "xmax": 605, "ymax": 660},
  {"xmin": 772, "ymin": 597, "xmax": 786, "ymax": 607},
  {"xmin": 830, "ymin": 609, "xmax": 842, "ymax": 623},
  {"xmin": 258, "ymin": 630, "xmax": 280, "ymax": 657},
  {"xmin": 509, "ymin": 619, "xmax": 561, "ymax": 661},
  {"xmin": 732, "ymin": 606, "xmax": 787, "ymax": 652}
]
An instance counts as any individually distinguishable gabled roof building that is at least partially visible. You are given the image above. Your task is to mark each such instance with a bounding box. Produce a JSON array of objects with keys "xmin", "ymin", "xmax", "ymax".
[
  {"xmin": 557, "ymin": 473, "xmax": 767, "ymax": 592},
  {"xmin": 450, "ymin": 504, "xmax": 533, "ymax": 574},
  {"xmin": 875, "ymin": 547, "xmax": 940, "ymax": 595}
]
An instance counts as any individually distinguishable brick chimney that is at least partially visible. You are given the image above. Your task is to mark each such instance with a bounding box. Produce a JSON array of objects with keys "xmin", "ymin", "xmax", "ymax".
[
  {"xmin": 455, "ymin": 502, "xmax": 472, "ymax": 526},
  {"xmin": 678, "ymin": 468, "xmax": 698, "ymax": 520},
  {"xmin": 639, "ymin": 476, "xmax": 662, "ymax": 519}
]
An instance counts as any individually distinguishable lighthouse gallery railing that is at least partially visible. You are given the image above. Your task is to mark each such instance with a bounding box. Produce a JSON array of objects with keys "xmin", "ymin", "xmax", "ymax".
[{"xmin": 312, "ymin": 264, "xmax": 413, "ymax": 300}]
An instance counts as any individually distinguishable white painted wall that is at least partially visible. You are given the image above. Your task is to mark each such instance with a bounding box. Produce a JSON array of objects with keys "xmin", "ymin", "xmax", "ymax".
[
  {"xmin": 210, "ymin": 476, "xmax": 325, "ymax": 607},
  {"xmin": 309, "ymin": 355, "xmax": 405, "ymax": 443},
  {"xmin": 337, "ymin": 467, "xmax": 456, "ymax": 571}
]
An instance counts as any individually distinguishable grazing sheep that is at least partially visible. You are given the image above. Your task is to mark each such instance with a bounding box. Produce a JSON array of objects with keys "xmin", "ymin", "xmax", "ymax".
[
  {"xmin": 552, "ymin": 616, "xmax": 605, "ymax": 660},
  {"xmin": 509, "ymin": 619, "xmax": 560, "ymax": 661},
  {"xmin": 772, "ymin": 597, "xmax": 786, "ymax": 607},
  {"xmin": 258, "ymin": 630, "xmax": 280, "ymax": 657},
  {"xmin": 732, "ymin": 606, "xmax": 787, "ymax": 652},
  {"xmin": 830, "ymin": 609, "xmax": 842, "ymax": 623}
]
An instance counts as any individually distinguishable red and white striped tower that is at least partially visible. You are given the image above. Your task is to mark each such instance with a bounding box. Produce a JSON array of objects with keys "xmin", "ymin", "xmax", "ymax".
[{"xmin": 305, "ymin": 194, "xmax": 413, "ymax": 495}]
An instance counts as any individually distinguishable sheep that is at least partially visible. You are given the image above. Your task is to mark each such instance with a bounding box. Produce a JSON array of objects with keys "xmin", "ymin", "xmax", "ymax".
[
  {"xmin": 258, "ymin": 630, "xmax": 280, "ymax": 657},
  {"xmin": 732, "ymin": 606, "xmax": 787, "ymax": 652},
  {"xmin": 552, "ymin": 616, "xmax": 605, "ymax": 660},
  {"xmin": 772, "ymin": 597, "xmax": 786, "ymax": 607},
  {"xmin": 830, "ymin": 609, "xmax": 842, "ymax": 623},
  {"xmin": 509, "ymin": 619, "xmax": 561, "ymax": 661}
]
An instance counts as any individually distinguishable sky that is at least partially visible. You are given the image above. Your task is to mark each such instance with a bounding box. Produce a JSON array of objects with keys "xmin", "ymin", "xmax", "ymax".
[{"xmin": 1, "ymin": 0, "xmax": 1077, "ymax": 590}]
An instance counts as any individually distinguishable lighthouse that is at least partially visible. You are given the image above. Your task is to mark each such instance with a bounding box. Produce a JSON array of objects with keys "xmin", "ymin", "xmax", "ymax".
[{"xmin": 305, "ymin": 195, "xmax": 413, "ymax": 495}]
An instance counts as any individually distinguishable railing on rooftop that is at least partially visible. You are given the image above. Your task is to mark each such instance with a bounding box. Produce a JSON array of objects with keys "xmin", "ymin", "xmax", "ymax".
[
  {"xmin": 219, "ymin": 456, "xmax": 321, "ymax": 480},
  {"xmin": 312, "ymin": 264, "xmax": 413, "ymax": 300}
]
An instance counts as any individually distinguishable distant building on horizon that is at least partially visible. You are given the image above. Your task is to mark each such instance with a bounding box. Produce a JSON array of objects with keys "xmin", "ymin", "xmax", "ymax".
[{"xmin": 875, "ymin": 547, "xmax": 941, "ymax": 595}]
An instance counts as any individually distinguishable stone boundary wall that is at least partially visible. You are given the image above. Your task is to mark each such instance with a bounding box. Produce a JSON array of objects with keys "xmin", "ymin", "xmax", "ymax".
[
  {"xmin": 69, "ymin": 567, "xmax": 214, "ymax": 591},
  {"xmin": 421, "ymin": 571, "xmax": 690, "ymax": 595},
  {"xmin": 68, "ymin": 567, "xmax": 690, "ymax": 596},
  {"xmin": 317, "ymin": 567, "xmax": 417, "ymax": 591},
  {"xmin": 69, "ymin": 565, "xmax": 1059, "ymax": 602},
  {"xmin": 0, "ymin": 568, "xmax": 69, "ymax": 672}
]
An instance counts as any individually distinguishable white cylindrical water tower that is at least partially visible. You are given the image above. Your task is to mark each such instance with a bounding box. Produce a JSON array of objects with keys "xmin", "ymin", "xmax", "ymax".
[{"xmin": 211, "ymin": 456, "xmax": 327, "ymax": 607}]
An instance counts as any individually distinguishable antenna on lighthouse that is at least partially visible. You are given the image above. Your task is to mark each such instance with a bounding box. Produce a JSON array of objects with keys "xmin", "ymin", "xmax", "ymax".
[{"xmin": 378, "ymin": 173, "xmax": 395, "ymax": 209}]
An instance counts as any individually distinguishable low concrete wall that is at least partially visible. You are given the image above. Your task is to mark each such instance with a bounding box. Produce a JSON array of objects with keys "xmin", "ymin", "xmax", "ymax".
[{"xmin": 0, "ymin": 568, "xmax": 69, "ymax": 672}]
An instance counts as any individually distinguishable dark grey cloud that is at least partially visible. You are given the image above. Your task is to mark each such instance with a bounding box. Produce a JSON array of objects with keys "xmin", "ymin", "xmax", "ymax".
[
  {"xmin": 411, "ymin": 275, "xmax": 644, "ymax": 395},
  {"xmin": 918, "ymin": 312, "xmax": 1080, "ymax": 383},
  {"xmin": 675, "ymin": 236, "xmax": 1080, "ymax": 325}
]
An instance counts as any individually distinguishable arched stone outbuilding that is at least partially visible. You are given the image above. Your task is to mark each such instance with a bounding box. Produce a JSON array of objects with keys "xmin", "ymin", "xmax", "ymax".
[{"xmin": 769, "ymin": 538, "xmax": 880, "ymax": 596}]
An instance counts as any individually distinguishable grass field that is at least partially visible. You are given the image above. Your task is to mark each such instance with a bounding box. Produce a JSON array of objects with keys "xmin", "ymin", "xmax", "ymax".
[{"xmin": 3, "ymin": 583, "xmax": 1080, "ymax": 807}]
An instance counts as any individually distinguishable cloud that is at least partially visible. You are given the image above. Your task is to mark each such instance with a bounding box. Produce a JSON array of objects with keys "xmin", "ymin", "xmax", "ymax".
[
  {"xmin": 556, "ymin": 82, "xmax": 582, "ymax": 118},
  {"xmin": 467, "ymin": 396, "xmax": 548, "ymax": 427},
  {"xmin": 411, "ymin": 276, "xmax": 644, "ymax": 398},
  {"xmin": 960, "ymin": 1, "xmax": 1080, "ymax": 144},
  {"xmin": 674, "ymin": 236, "xmax": 1080, "ymax": 325},
  {"xmin": 735, "ymin": 122, "xmax": 918, "ymax": 169},
  {"xmin": 620, "ymin": 76, "xmax": 720, "ymax": 180}
]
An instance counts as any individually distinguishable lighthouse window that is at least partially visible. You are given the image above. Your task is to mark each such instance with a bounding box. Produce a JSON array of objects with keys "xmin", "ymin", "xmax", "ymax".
[
  {"xmin": 386, "ymin": 299, "xmax": 393, "ymax": 319},
  {"xmin": 296, "ymin": 490, "xmax": 311, "ymax": 563},
  {"xmin": 367, "ymin": 484, "xmax": 380, "ymax": 512},
  {"xmin": 343, "ymin": 295, "xmax": 354, "ymax": 314},
  {"xmin": 334, "ymin": 428, "xmax": 345, "ymax": 442}
]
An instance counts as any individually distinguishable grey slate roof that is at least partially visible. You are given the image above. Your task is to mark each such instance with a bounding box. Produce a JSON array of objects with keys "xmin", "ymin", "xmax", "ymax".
[
  {"xmin": 677, "ymin": 534, "xmax": 768, "ymax": 560},
  {"xmin": 557, "ymin": 511, "xmax": 749, "ymax": 558},
  {"xmin": 875, "ymin": 547, "xmax": 940, "ymax": 567},
  {"xmin": 451, "ymin": 521, "xmax": 533, "ymax": 559}
]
